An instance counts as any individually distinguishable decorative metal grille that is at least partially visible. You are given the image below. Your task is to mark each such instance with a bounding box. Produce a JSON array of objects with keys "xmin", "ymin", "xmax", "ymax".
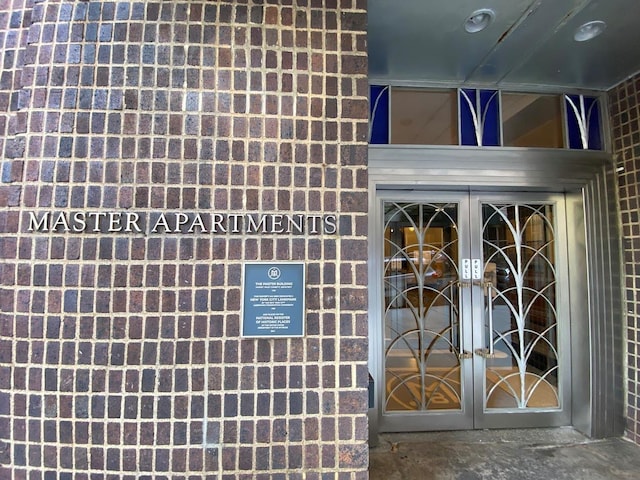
[
  {"xmin": 481, "ymin": 203, "xmax": 560, "ymax": 409},
  {"xmin": 383, "ymin": 202, "xmax": 461, "ymax": 412},
  {"xmin": 459, "ymin": 88, "xmax": 500, "ymax": 146},
  {"xmin": 383, "ymin": 200, "xmax": 562, "ymax": 416},
  {"xmin": 369, "ymin": 85, "xmax": 603, "ymax": 150},
  {"xmin": 565, "ymin": 94, "xmax": 602, "ymax": 150}
]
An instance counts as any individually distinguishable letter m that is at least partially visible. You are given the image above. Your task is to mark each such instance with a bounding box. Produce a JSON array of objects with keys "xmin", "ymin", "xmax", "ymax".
[{"xmin": 28, "ymin": 212, "xmax": 49, "ymax": 232}]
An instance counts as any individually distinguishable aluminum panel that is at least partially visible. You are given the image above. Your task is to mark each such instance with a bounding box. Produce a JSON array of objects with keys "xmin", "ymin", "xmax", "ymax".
[
  {"xmin": 369, "ymin": 0, "xmax": 640, "ymax": 90},
  {"xmin": 368, "ymin": 146, "xmax": 624, "ymax": 438},
  {"xmin": 582, "ymin": 166, "xmax": 625, "ymax": 438}
]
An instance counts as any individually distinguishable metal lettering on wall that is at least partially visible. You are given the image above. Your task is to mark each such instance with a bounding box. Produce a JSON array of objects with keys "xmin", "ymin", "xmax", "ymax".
[
  {"xmin": 26, "ymin": 211, "xmax": 338, "ymax": 235},
  {"xmin": 242, "ymin": 262, "xmax": 305, "ymax": 338}
]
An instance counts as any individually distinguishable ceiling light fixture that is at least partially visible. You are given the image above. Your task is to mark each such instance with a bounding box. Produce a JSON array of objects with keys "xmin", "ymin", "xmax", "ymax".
[
  {"xmin": 574, "ymin": 20, "xmax": 606, "ymax": 42},
  {"xmin": 464, "ymin": 9, "xmax": 495, "ymax": 33}
]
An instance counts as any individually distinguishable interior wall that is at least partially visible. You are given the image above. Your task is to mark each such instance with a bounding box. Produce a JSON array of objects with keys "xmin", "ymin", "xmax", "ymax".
[
  {"xmin": 609, "ymin": 74, "xmax": 640, "ymax": 445},
  {"xmin": 0, "ymin": 1, "xmax": 370, "ymax": 477}
]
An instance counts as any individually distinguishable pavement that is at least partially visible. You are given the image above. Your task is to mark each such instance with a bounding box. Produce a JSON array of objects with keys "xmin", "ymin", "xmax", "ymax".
[{"xmin": 369, "ymin": 428, "xmax": 640, "ymax": 480}]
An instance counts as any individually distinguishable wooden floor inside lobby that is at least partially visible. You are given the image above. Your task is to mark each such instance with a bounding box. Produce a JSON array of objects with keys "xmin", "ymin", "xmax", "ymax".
[{"xmin": 369, "ymin": 428, "xmax": 640, "ymax": 479}]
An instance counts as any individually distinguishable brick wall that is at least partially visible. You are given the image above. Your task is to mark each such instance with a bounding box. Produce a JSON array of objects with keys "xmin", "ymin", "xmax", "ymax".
[
  {"xmin": 0, "ymin": 1, "xmax": 370, "ymax": 478},
  {"xmin": 610, "ymin": 74, "xmax": 640, "ymax": 445}
]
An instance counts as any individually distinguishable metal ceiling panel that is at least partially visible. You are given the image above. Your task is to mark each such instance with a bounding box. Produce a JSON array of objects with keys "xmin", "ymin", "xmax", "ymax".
[
  {"xmin": 503, "ymin": 0, "xmax": 640, "ymax": 90},
  {"xmin": 368, "ymin": 0, "xmax": 640, "ymax": 90},
  {"xmin": 368, "ymin": 0, "xmax": 538, "ymax": 84},
  {"xmin": 467, "ymin": 0, "xmax": 590, "ymax": 85}
]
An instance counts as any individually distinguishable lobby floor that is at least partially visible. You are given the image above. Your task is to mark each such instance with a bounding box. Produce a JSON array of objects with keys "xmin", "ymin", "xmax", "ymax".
[{"xmin": 369, "ymin": 428, "xmax": 640, "ymax": 479}]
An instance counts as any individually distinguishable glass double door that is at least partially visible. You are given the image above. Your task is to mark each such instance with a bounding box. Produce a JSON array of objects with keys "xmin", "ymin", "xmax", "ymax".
[{"xmin": 380, "ymin": 192, "xmax": 571, "ymax": 432}]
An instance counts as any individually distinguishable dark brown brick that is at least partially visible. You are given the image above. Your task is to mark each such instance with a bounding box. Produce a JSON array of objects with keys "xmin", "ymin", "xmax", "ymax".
[{"xmin": 2, "ymin": 0, "xmax": 370, "ymax": 476}]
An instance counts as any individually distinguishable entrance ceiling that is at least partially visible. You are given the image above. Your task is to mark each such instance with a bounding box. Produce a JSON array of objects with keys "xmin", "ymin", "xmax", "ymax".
[{"xmin": 368, "ymin": 0, "xmax": 640, "ymax": 91}]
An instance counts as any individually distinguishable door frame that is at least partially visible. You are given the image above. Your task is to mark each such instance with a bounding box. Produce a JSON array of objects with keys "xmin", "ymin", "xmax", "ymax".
[
  {"xmin": 377, "ymin": 192, "xmax": 475, "ymax": 432},
  {"xmin": 469, "ymin": 192, "xmax": 572, "ymax": 430},
  {"xmin": 374, "ymin": 190, "xmax": 572, "ymax": 432},
  {"xmin": 367, "ymin": 145, "xmax": 624, "ymax": 440}
]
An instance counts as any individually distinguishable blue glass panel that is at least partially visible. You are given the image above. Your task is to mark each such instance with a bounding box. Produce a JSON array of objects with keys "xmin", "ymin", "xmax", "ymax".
[
  {"xmin": 459, "ymin": 89, "xmax": 500, "ymax": 146},
  {"xmin": 565, "ymin": 95, "xmax": 602, "ymax": 150},
  {"xmin": 480, "ymin": 90, "xmax": 500, "ymax": 146},
  {"xmin": 587, "ymin": 99, "xmax": 602, "ymax": 151},
  {"xmin": 566, "ymin": 95, "xmax": 582, "ymax": 149},
  {"xmin": 369, "ymin": 85, "xmax": 389, "ymax": 144},
  {"xmin": 459, "ymin": 88, "xmax": 477, "ymax": 146}
]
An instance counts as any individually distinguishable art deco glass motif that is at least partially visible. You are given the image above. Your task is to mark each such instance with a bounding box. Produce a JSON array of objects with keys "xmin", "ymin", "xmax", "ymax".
[
  {"xmin": 481, "ymin": 203, "xmax": 560, "ymax": 410},
  {"xmin": 383, "ymin": 202, "xmax": 462, "ymax": 412},
  {"xmin": 383, "ymin": 200, "xmax": 561, "ymax": 415},
  {"xmin": 369, "ymin": 85, "xmax": 603, "ymax": 150}
]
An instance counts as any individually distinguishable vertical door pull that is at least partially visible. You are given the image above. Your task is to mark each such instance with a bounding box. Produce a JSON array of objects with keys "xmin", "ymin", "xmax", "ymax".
[
  {"xmin": 486, "ymin": 281, "xmax": 494, "ymax": 356},
  {"xmin": 453, "ymin": 280, "xmax": 472, "ymax": 360},
  {"xmin": 475, "ymin": 281, "xmax": 496, "ymax": 359}
]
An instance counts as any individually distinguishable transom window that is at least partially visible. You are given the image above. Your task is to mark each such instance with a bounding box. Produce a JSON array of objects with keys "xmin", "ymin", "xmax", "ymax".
[{"xmin": 369, "ymin": 86, "xmax": 603, "ymax": 151}]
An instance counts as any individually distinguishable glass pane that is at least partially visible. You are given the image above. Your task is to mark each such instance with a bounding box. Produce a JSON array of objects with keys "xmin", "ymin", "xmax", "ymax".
[
  {"xmin": 482, "ymin": 203, "xmax": 560, "ymax": 410},
  {"xmin": 565, "ymin": 95, "xmax": 602, "ymax": 150},
  {"xmin": 390, "ymin": 89, "xmax": 458, "ymax": 145},
  {"xmin": 502, "ymin": 93, "xmax": 564, "ymax": 148},
  {"xmin": 383, "ymin": 202, "xmax": 461, "ymax": 412},
  {"xmin": 460, "ymin": 89, "xmax": 501, "ymax": 146},
  {"xmin": 369, "ymin": 85, "xmax": 389, "ymax": 144}
]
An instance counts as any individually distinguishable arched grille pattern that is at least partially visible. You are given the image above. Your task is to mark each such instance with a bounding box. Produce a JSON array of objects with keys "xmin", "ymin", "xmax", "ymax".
[
  {"xmin": 383, "ymin": 202, "xmax": 461, "ymax": 412},
  {"xmin": 481, "ymin": 203, "xmax": 560, "ymax": 409},
  {"xmin": 382, "ymin": 200, "xmax": 561, "ymax": 414}
]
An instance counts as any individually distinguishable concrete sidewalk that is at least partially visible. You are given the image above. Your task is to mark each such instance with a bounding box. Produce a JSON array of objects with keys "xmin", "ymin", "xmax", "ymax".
[{"xmin": 369, "ymin": 428, "xmax": 640, "ymax": 480}]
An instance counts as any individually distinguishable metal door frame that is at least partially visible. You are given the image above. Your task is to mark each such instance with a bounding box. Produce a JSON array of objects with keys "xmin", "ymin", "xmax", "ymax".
[
  {"xmin": 469, "ymin": 192, "xmax": 572, "ymax": 429},
  {"xmin": 376, "ymin": 191, "xmax": 474, "ymax": 432},
  {"xmin": 374, "ymin": 190, "xmax": 572, "ymax": 432},
  {"xmin": 367, "ymin": 145, "xmax": 624, "ymax": 440}
]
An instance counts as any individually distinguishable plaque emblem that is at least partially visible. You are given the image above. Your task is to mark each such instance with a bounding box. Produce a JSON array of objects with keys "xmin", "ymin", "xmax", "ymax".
[{"xmin": 268, "ymin": 267, "xmax": 281, "ymax": 280}]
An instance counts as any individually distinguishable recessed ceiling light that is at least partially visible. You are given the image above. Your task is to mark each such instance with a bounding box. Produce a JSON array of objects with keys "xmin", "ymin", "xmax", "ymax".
[
  {"xmin": 574, "ymin": 20, "xmax": 606, "ymax": 42},
  {"xmin": 464, "ymin": 9, "xmax": 495, "ymax": 33}
]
